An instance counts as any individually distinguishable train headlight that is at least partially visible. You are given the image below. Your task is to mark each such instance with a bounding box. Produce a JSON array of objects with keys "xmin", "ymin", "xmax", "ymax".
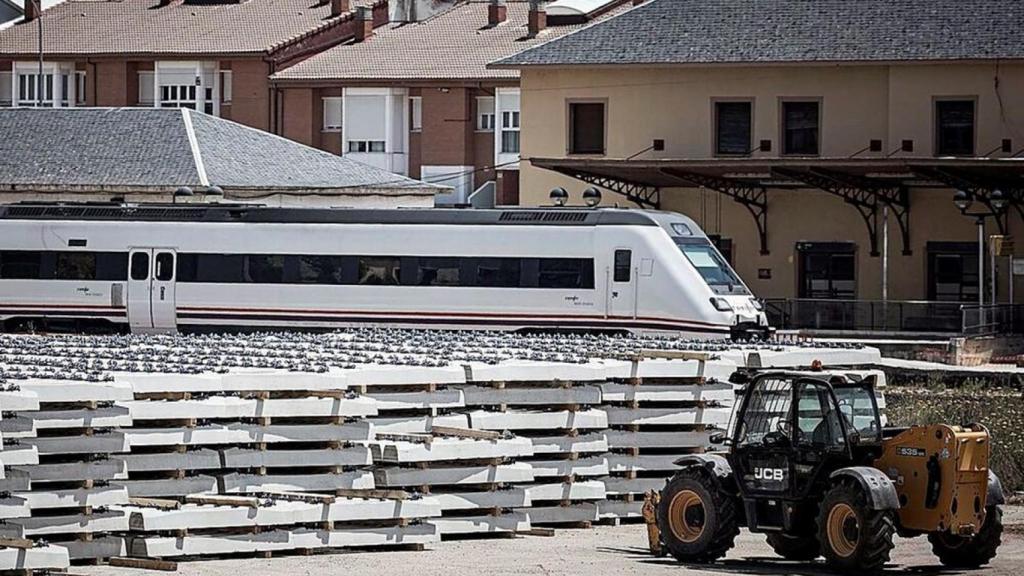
[
  {"xmin": 710, "ymin": 297, "xmax": 733, "ymax": 312},
  {"xmin": 750, "ymin": 298, "xmax": 764, "ymax": 311}
]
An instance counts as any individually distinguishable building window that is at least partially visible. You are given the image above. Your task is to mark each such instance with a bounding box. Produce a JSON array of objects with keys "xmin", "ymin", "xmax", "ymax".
[
  {"xmin": 0, "ymin": 72, "xmax": 11, "ymax": 106},
  {"xmin": 220, "ymin": 70, "xmax": 232, "ymax": 103},
  {"xmin": 323, "ymin": 97, "xmax": 343, "ymax": 132},
  {"xmin": 797, "ymin": 242, "xmax": 855, "ymax": 299},
  {"xmin": 75, "ymin": 71, "xmax": 86, "ymax": 105},
  {"xmin": 568, "ymin": 101, "xmax": 605, "ymax": 155},
  {"xmin": 348, "ymin": 140, "xmax": 386, "ymax": 153},
  {"xmin": 409, "ymin": 96, "xmax": 422, "ymax": 132},
  {"xmin": 927, "ymin": 242, "xmax": 979, "ymax": 301},
  {"xmin": 477, "ymin": 96, "xmax": 495, "ymax": 131},
  {"xmin": 501, "ymin": 110, "xmax": 520, "ymax": 154},
  {"xmin": 782, "ymin": 100, "xmax": 820, "ymax": 155},
  {"xmin": 935, "ymin": 99, "xmax": 975, "ymax": 156},
  {"xmin": 160, "ymin": 84, "xmax": 197, "ymax": 109},
  {"xmin": 708, "ymin": 235, "xmax": 734, "ymax": 265},
  {"xmin": 17, "ymin": 73, "xmax": 54, "ymax": 107},
  {"xmin": 715, "ymin": 101, "xmax": 752, "ymax": 155},
  {"xmin": 138, "ymin": 71, "xmax": 155, "ymax": 105}
]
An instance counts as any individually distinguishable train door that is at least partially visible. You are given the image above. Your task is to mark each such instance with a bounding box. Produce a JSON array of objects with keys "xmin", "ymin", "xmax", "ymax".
[
  {"xmin": 126, "ymin": 249, "xmax": 177, "ymax": 333},
  {"xmin": 607, "ymin": 248, "xmax": 637, "ymax": 319}
]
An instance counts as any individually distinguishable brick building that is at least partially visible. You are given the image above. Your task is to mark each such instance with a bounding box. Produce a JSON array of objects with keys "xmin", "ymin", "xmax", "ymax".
[
  {"xmin": 270, "ymin": 0, "xmax": 633, "ymax": 206},
  {"xmin": 0, "ymin": 0, "xmax": 387, "ymax": 131}
]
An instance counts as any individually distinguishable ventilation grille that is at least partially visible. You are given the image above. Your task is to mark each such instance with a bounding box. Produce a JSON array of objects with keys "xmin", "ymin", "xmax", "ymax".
[
  {"xmin": 498, "ymin": 211, "xmax": 589, "ymax": 223},
  {"xmin": 4, "ymin": 206, "xmax": 209, "ymax": 221}
]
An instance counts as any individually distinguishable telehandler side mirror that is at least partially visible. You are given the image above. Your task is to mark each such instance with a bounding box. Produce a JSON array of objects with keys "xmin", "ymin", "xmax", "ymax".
[{"xmin": 709, "ymin": 432, "xmax": 728, "ymax": 445}]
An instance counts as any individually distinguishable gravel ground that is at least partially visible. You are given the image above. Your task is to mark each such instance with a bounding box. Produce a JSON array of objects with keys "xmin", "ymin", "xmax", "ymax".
[{"xmin": 79, "ymin": 509, "xmax": 1024, "ymax": 576}]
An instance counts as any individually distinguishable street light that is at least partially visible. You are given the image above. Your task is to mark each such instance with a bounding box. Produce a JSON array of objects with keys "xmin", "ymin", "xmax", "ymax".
[
  {"xmin": 205, "ymin": 185, "xmax": 224, "ymax": 203},
  {"xmin": 991, "ymin": 189, "xmax": 1006, "ymax": 211},
  {"xmin": 172, "ymin": 186, "xmax": 193, "ymax": 204},
  {"xmin": 953, "ymin": 189, "xmax": 972, "ymax": 211},
  {"xmin": 952, "ymin": 190, "xmax": 1007, "ymax": 308}
]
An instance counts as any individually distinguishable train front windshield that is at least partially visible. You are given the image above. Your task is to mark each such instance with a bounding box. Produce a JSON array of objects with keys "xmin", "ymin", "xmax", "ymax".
[{"xmin": 674, "ymin": 239, "xmax": 749, "ymax": 295}]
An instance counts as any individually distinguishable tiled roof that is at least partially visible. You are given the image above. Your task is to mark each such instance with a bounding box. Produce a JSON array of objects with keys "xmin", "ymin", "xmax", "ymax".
[
  {"xmin": 0, "ymin": 108, "xmax": 436, "ymax": 193},
  {"xmin": 492, "ymin": 0, "xmax": 1024, "ymax": 67},
  {"xmin": 0, "ymin": 0, "xmax": 373, "ymax": 57},
  {"xmin": 273, "ymin": 0, "xmax": 630, "ymax": 82}
]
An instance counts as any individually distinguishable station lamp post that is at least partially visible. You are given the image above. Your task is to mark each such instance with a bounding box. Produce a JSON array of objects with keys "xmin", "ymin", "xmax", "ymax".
[{"xmin": 953, "ymin": 189, "xmax": 1006, "ymax": 307}]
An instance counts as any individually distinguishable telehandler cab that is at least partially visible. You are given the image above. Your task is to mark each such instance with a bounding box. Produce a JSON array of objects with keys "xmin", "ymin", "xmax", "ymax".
[{"xmin": 645, "ymin": 370, "xmax": 1004, "ymax": 572}]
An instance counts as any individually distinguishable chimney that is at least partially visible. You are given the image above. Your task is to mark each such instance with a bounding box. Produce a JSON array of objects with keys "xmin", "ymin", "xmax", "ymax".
[
  {"xmin": 329, "ymin": 0, "xmax": 350, "ymax": 18},
  {"xmin": 527, "ymin": 0, "xmax": 546, "ymax": 37},
  {"xmin": 23, "ymin": 0, "xmax": 40, "ymax": 21},
  {"xmin": 488, "ymin": 0, "xmax": 507, "ymax": 26},
  {"xmin": 355, "ymin": 5, "xmax": 373, "ymax": 42}
]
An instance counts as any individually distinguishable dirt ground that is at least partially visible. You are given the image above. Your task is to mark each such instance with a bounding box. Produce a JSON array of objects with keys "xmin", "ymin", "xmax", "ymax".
[{"xmin": 80, "ymin": 509, "xmax": 1024, "ymax": 576}]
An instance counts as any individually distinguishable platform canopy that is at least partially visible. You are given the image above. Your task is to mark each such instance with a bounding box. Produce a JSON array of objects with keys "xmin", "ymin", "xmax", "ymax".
[{"xmin": 531, "ymin": 156, "xmax": 1024, "ymax": 256}]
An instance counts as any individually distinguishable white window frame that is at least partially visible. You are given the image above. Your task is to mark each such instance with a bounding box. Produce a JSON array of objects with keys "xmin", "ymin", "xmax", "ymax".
[
  {"xmin": 347, "ymin": 140, "xmax": 386, "ymax": 153},
  {"xmin": 500, "ymin": 109, "xmax": 520, "ymax": 154},
  {"xmin": 322, "ymin": 96, "xmax": 343, "ymax": 132},
  {"xmin": 476, "ymin": 96, "xmax": 495, "ymax": 132},
  {"xmin": 409, "ymin": 96, "xmax": 422, "ymax": 132}
]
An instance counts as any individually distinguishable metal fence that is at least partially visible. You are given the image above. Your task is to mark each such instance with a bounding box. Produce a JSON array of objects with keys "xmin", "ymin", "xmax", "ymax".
[
  {"xmin": 960, "ymin": 304, "xmax": 1024, "ymax": 336},
  {"xmin": 764, "ymin": 299, "xmax": 970, "ymax": 334}
]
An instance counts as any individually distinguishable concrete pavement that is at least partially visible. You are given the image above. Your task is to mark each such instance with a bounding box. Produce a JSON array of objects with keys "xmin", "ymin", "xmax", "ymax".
[{"xmin": 79, "ymin": 521, "xmax": 1024, "ymax": 576}]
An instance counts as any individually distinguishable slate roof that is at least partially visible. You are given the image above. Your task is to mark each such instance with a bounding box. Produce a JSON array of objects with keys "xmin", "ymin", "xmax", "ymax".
[
  {"xmin": 273, "ymin": 0, "xmax": 631, "ymax": 82},
  {"xmin": 0, "ymin": 108, "xmax": 436, "ymax": 194},
  {"xmin": 492, "ymin": 0, "xmax": 1024, "ymax": 68},
  {"xmin": 0, "ymin": 0, "xmax": 374, "ymax": 57}
]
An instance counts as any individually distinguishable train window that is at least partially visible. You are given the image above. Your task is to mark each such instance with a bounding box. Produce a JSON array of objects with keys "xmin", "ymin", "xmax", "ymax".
[
  {"xmin": 613, "ymin": 250, "xmax": 631, "ymax": 282},
  {"xmin": 296, "ymin": 255, "xmax": 347, "ymax": 284},
  {"xmin": 415, "ymin": 258, "xmax": 460, "ymax": 286},
  {"xmin": 131, "ymin": 253, "xmax": 149, "ymax": 281},
  {"xmin": 179, "ymin": 254, "xmax": 245, "ymax": 283},
  {"xmin": 538, "ymin": 258, "xmax": 594, "ymax": 289},
  {"xmin": 95, "ymin": 253, "xmax": 129, "ymax": 280},
  {"xmin": 474, "ymin": 258, "xmax": 521, "ymax": 288},
  {"xmin": 244, "ymin": 255, "xmax": 284, "ymax": 283},
  {"xmin": 155, "ymin": 253, "xmax": 174, "ymax": 281},
  {"xmin": 55, "ymin": 252, "xmax": 96, "ymax": 280},
  {"xmin": 0, "ymin": 251, "xmax": 43, "ymax": 279},
  {"xmin": 358, "ymin": 257, "xmax": 400, "ymax": 285},
  {"xmin": 676, "ymin": 240, "xmax": 747, "ymax": 295}
]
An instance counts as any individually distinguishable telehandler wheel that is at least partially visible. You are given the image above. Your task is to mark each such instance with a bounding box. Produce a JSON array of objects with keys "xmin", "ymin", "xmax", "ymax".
[
  {"xmin": 765, "ymin": 533, "xmax": 820, "ymax": 561},
  {"xmin": 816, "ymin": 481, "xmax": 895, "ymax": 573},
  {"xmin": 928, "ymin": 505, "xmax": 1003, "ymax": 568},
  {"xmin": 656, "ymin": 468, "xmax": 739, "ymax": 563}
]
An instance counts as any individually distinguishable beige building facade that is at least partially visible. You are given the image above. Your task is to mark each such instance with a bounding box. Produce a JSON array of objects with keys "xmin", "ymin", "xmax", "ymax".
[{"xmin": 514, "ymin": 62, "xmax": 1024, "ymax": 304}]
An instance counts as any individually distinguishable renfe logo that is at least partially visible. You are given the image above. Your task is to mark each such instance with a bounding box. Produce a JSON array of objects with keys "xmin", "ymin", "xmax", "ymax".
[{"xmin": 754, "ymin": 468, "xmax": 785, "ymax": 481}]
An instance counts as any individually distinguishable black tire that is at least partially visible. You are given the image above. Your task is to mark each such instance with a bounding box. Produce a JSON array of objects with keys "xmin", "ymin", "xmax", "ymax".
[
  {"xmin": 766, "ymin": 533, "xmax": 821, "ymax": 561},
  {"xmin": 656, "ymin": 468, "xmax": 739, "ymax": 563},
  {"xmin": 928, "ymin": 505, "xmax": 1003, "ymax": 568},
  {"xmin": 816, "ymin": 481, "xmax": 896, "ymax": 573}
]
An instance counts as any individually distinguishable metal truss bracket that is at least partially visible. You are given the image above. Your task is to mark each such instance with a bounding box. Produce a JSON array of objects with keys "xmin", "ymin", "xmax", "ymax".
[
  {"xmin": 773, "ymin": 168, "xmax": 912, "ymax": 256},
  {"xmin": 552, "ymin": 168, "xmax": 661, "ymax": 209},
  {"xmin": 910, "ymin": 166, "xmax": 1012, "ymax": 234},
  {"xmin": 662, "ymin": 168, "xmax": 769, "ymax": 254}
]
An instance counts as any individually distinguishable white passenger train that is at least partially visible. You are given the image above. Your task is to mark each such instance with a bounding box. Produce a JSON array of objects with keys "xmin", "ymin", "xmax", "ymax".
[{"xmin": 0, "ymin": 203, "xmax": 770, "ymax": 338}]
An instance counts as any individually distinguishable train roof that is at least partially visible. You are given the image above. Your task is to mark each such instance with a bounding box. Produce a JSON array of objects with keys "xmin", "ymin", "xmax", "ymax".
[{"xmin": 0, "ymin": 202, "xmax": 695, "ymax": 229}]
